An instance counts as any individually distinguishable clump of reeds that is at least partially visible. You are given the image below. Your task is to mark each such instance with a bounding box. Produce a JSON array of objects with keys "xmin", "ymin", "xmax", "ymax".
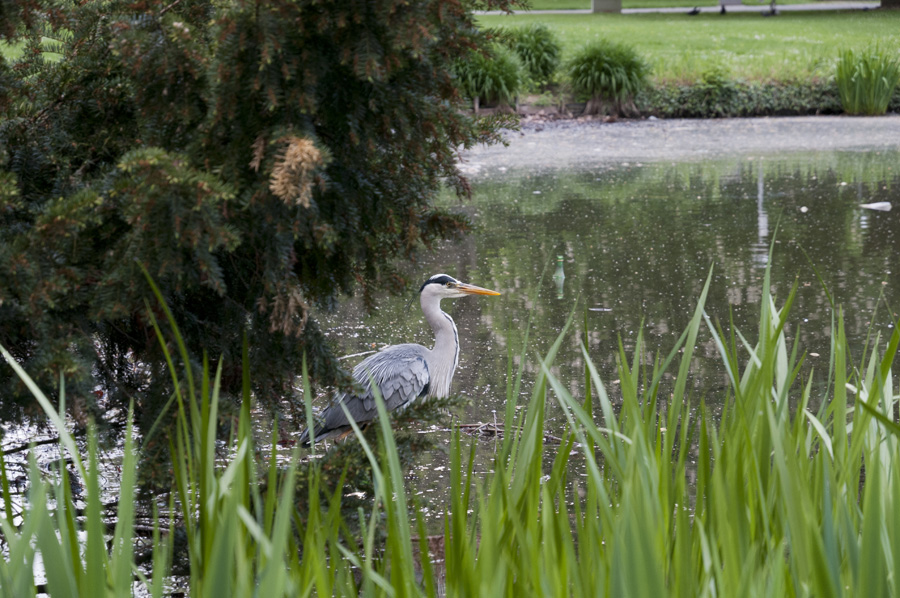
[
  {"xmin": 3, "ymin": 261, "xmax": 900, "ymax": 596},
  {"xmin": 836, "ymin": 46, "xmax": 900, "ymax": 115},
  {"xmin": 505, "ymin": 24, "xmax": 562, "ymax": 87},
  {"xmin": 567, "ymin": 39, "xmax": 648, "ymax": 116},
  {"xmin": 453, "ymin": 44, "xmax": 524, "ymax": 111}
]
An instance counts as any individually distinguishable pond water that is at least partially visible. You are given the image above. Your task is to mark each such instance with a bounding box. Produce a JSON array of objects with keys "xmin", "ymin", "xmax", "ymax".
[{"xmin": 319, "ymin": 147, "xmax": 900, "ymax": 518}]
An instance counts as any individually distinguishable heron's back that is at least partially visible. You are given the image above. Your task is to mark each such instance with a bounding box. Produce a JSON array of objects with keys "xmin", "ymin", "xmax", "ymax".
[{"xmin": 299, "ymin": 343, "xmax": 431, "ymax": 445}]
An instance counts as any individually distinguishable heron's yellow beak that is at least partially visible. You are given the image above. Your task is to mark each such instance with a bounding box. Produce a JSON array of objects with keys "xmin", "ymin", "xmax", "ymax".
[{"xmin": 457, "ymin": 283, "xmax": 501, "ymax": 296}]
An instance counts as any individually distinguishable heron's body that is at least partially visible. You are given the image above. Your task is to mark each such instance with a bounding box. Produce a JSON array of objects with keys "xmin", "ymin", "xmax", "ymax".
[{"xmin": 299, "ymin": 274, "xmax": 499, "ymax": 446}]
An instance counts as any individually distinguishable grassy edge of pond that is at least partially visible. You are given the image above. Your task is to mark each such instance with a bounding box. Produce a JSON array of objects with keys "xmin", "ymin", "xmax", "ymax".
[
  {"xmin": 8, "ymin": 14, "xmax": 900, "ymax": 118},
  {"xmin": 479, "ymin": 12, "xmax": 900, "ymax": 84},
  {"xmin": 527, "ymin": 0, "xmax": 876, "ymax": 8},
  {"xmin": 3, "ymin": 259, "xmax": 900, "ymax": 596}
]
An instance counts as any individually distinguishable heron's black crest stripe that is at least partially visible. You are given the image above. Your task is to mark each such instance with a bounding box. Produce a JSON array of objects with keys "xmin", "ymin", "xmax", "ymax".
[{"xmin": 419, "ymin": 274, "xmax": 457, "ymax": 294}]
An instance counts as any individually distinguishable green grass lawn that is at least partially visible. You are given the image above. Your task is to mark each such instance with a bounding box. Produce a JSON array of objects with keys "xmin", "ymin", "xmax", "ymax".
[
  {"xmin": 1, "ymin": 39, "xmax": 64, "ymax": 62},
  {"xmin": 5, "ymin": 13, "xmax": 897, "ymax": 85},
  {"xmin": 479, "ymin": 11, "xmax": 900, "ymax": 82}
]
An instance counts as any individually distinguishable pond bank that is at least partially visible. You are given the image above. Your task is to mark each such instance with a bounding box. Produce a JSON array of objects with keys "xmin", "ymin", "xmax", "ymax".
[
  {"xmin": 478, "ymin": 2, "xmax": 880, "ymax": 14},
  {"xmin": 459, "ymin": 115, "xmax": 900, "ymax": 172}
]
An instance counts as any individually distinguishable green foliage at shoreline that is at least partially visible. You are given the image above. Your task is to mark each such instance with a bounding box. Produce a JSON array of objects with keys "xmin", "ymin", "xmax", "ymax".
[
  {"xmin": 505, "ymin": 24, "xmax": 562, "ymax": 85},
  {"xmin": 636, "ymin": 78, "xmax": 853, "ymax": 117},
  {"xmin": 837, "ymin": 46, "xmax": 900, "ymax": 115},
  {"xmin": 4, "ymin": 261, "xmax": 900, "ymax": 595},
  {"xmin": 454, "ymin": 44, "xmax": 525, "ymax": 108},
  {"xmin": 526, "ymin": 0, "xmax": 868, "ymax": 8},
  {"xmin": 520, "ymin": 69, "xmax": 899, "ymax": 119},
  {"xmin": 475, "ymin": 12, "xmax": 900, "ymax": 117},
  {"xmin": 478, "ymin": 12, "xmax": 900, "ymax": 85},
  {"xmin": 567, "ymin": 39, "xmax": 648, "ymax": 114}
]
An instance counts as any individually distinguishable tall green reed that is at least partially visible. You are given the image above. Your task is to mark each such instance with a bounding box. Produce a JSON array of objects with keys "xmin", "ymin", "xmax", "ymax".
[
  {"xmin": 0, "ymin": 349, "xmax": 150, "ymax": 597},
  {"xmin": 506, "ymin": 24, "xmax": 562, "ymax": 86},
  {"xmin": 453, "ymin": 44, "xmax": 524, "ymax": 110},
  {"xmin": 441, "ymin": 262, "xmax": 900, "ymax": 596},
  {"xmin": 3, "ymin": 258, "xmax": 900, "ymax": 596},
  {"xmin": 0, "ymin": 274, "xmax": 458, "ymax": 596},
  {"xmin": 567, "ymin": 39, "xmax": 648, "ymax": 115},
  {"xmin": 836, "ymin": 46, "xmax": 900, "ymax": 116}
]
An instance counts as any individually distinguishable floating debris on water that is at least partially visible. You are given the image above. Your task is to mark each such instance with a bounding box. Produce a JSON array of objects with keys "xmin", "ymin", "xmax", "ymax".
[{"xmin": 860, "ymin": 202, "xmax": 892, "ymax": 212}]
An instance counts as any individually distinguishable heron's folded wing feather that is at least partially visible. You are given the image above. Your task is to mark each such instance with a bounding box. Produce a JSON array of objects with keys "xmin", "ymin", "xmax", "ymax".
[
  {"xmin": 311, "ymin": 344, "xmax": 430, "ymax": 437},
  {"xmin": 353, "ymin": 344, "xmax": 430, "ymax": 413}
]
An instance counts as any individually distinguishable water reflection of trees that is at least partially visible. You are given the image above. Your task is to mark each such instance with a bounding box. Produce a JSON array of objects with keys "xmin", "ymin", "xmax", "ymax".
[{"xmin": 322, "ymin": 152, "xmax": 900, "ymax": 427}]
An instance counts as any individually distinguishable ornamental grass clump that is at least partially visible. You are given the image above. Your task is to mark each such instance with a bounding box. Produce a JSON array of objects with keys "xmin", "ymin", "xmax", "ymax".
[
  {"xmin": 454, "ymin": 44, "xmax": 523, "ymax": 111},
  {"xmin": 506, "ymin": 24, "xmax": 561, "ymax": 86},
  {"xmin": 568, "ymin": 39, "xmax": 648, "ymax": 116},
  {"xmin": 836, "ymin": 46, "xmax": 900, "ymax": 115}
]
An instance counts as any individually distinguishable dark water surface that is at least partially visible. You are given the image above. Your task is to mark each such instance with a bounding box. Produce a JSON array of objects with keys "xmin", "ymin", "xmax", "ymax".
[{"xmin": 319, "ymin": 149, "xmax": 900, "ymax": 516}]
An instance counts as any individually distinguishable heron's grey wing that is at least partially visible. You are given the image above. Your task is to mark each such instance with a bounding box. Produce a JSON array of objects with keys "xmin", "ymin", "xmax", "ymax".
[
  {"xmin": 353, "ymin": 344, "xmax": 430, "ymax": 413},
  {"xmin": 309, "ymin": 344, "xmax": 430, "ymax": 442}
]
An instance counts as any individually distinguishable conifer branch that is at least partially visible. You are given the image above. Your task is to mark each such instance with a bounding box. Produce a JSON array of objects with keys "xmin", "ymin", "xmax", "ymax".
[{"xmin": 159, "ymin": 0, "xmax": 184, "ymax": 16}]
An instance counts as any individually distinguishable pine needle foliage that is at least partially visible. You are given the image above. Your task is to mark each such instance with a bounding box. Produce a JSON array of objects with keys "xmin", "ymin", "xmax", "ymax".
[
  {"xmin": 568, "ymin": 39, "xmax": 648, "ymax": 115},
  {"xmin": 836, "ymin": 46, "xmax": 900, "ymax": 115},
  {"xmin": 0, "ymin": 0, "xmax": 520, "ymax": 464}
]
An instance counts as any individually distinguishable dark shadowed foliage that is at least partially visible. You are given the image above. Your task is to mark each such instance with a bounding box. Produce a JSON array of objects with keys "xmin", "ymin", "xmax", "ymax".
[{"xmin": 0, "ymin": 0, "xmax": 519, "ymax": 482}]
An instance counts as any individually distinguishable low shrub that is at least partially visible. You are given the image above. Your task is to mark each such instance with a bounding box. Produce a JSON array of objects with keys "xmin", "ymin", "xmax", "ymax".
[
  {"xmin": 454, "ymin": 44, "xmax": 523, "ymax": 110},
  {"xmin": 637, "ymin": 79, "xmax": 857, "ymax": 118},
  {"xmin": 567, "ymin": 39, "xmax": 648, "ymax": 115},
  {"xmin": 836, "ymin": 46, "xmax": 900, "ymax": 115},
  {"xmin": 506, "ymin": 24, "xmax": 561, "ymax": 86},
  {"xmin": 692, "ymin": 65, "xmax": 739, "ymax": 118}
]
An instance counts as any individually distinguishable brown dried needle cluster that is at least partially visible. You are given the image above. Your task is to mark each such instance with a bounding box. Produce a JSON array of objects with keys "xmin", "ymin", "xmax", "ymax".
[
  {"xmin": 268, "ymin": 136, "xmax": 324, "ymax": 207},
  {"xmin": 261, "ymin": 281, "xmax": 310, "ymax": 338}
]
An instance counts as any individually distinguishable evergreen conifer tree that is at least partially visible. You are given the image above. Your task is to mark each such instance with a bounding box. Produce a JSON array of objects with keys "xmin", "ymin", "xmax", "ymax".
[{"xmin": 0, "ymin": 0, "xmax": 517, "ymax": 471}]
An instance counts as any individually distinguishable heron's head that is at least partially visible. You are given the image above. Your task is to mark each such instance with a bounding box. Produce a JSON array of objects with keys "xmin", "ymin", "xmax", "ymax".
[{"xmin": 418, "ymin": 274, "xmax": 501, "ymax": 301}]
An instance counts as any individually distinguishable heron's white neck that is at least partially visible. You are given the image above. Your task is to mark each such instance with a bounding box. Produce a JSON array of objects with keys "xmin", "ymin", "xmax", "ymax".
[{"xmin": 421, "ymin": 293, "xmax": 459, "ymax": 398}]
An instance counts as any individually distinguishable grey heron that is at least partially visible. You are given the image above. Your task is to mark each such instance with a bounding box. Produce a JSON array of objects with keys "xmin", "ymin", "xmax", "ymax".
[{"xmin": 299, "ymin": 274, "xmax": 500, "ymax": 446}]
